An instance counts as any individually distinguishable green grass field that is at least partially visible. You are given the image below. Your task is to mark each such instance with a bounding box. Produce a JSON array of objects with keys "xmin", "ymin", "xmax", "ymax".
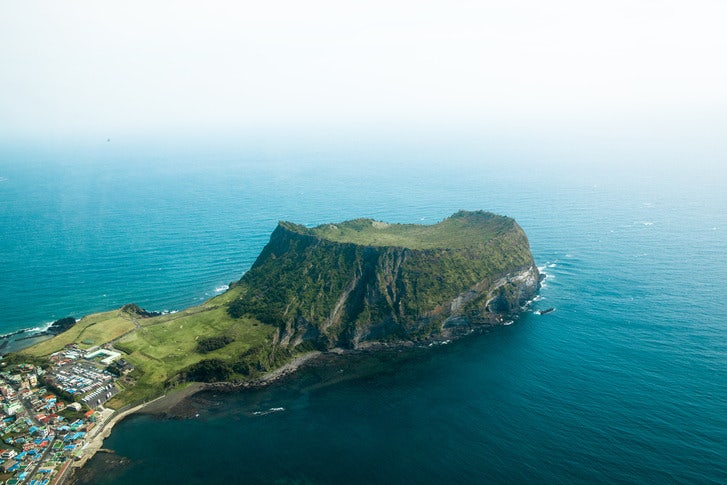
[
  {"xmin": 20, "ymin": 287, "xmax": 279, "ymax": 408},
  {"xmin": 106, "ymin": 308, "xmax": 276, "ymax": 407},
  {"xmin": 285, "ymin": 210, "xmax": 517, "ymax": 250},
  {"xmin": 22, "ymin": 311, "xmax": 136, "ymax": 357}
]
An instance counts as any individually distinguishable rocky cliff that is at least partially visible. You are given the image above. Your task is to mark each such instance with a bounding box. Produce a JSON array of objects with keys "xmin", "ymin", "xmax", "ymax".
[{"xmin": 228, "ymin": 211, "xmax": 539, "ymax": 349}]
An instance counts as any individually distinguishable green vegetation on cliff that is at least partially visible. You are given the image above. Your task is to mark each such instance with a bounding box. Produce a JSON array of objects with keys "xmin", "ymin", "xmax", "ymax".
[{"xmin": 229, "ymin": 211, "xmax": 539, "ymax": 348}]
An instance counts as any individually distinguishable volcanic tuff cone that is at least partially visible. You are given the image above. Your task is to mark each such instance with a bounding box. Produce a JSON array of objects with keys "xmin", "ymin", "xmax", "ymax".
[{"xmin": 228, "ymin": 211, "xmax": 540, "ymax": 349}]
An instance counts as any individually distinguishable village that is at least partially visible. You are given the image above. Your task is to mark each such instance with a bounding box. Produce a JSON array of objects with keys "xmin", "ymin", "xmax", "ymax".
[{"xmin": 0, "ymin": 344, "xmax": 133, "ymax": 485}]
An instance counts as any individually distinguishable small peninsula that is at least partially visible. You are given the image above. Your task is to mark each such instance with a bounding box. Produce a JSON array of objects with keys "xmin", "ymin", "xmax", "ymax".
[
  {"xmin": 16, "ymin": 210, "xmax": 540, "ymax": 402},
  {"xmin": 229, "ymin": 210, "xmax": 540, "ymax": 349},
  {"xmin": 2, "ymin": 211, "xmax": 539, "ymax": 483}
]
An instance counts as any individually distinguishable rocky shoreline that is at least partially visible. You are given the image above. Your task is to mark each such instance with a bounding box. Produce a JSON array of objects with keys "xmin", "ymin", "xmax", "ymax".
[
  {"xmin": 133, "ymin": 314, "xmax": 526, "ymax": 414},
  {"xmin": 134, "ymin": 319, "xmax": 517, "ymax": 420},
  {"xmin": 137, "ymin": 351, "xmax": 323, "ymax": 417}
]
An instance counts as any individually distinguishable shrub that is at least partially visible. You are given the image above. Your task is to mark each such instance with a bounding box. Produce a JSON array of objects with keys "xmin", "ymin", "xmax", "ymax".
[
  {"xmin": 185, "ymin": 359, "xmax": 232, "ymax": 382},
  {"xmin": 196, "ymin": 336, "xmax": 234, "ymax": 354}
]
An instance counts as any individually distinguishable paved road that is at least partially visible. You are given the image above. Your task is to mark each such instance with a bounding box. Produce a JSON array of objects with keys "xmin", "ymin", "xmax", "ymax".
[{"xmin": 20, "ymin": 436, "xmax": 55, "ymax": 485}]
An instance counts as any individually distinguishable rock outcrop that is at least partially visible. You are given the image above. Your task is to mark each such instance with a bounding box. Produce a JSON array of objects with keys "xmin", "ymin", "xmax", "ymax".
[{"xmin": 228, "ymin": 211, "xmax": 539, "ymax": 349}]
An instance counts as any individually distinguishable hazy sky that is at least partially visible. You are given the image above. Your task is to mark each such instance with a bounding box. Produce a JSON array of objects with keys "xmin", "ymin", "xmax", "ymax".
[{"xmin": 2, "ymin": 1, "xmax": 726, "ymax": 149}]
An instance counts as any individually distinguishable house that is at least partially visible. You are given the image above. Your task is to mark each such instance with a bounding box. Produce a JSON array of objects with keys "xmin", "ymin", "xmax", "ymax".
[
  {"xmin": 1, "ymin": 448, "xmax": 17, "ymax": 459},
  {"xmin": 3, "ymin": 401, "xmax": 23, "ymax": 416},
  {"xmin": 67, "ymin": 402, "xmax": 82, "ymax": 412}
]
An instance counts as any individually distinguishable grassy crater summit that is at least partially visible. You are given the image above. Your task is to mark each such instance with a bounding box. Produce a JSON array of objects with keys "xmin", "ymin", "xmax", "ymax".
[{"xmin": 281, "ymin": 210, "xmax": 517, "ymax": 250}]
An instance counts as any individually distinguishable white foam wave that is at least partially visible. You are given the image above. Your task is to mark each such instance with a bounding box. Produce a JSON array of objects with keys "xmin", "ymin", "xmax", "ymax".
[
  {"xmin": 214, "ymin": 285, "xmax": 229, "ymax": 294},
  {"xmin": 252, "ymin": 407, "xmax": 285, "ymax": 416},
  {"xmin": 31, "ymin": 320, "xmax": 58, "ymax": 333},
  {"xmin": 548, "ymin": 263, "xmax": 557, "ymax": 268},
  {"xmin": 428, "ymin": 340, "xmax": 451, "ymax": 347},
  {"xmin": 0, "ymin": 321, "xmax": 55, "ymax": 339},
  {"xmin": 33, "ymin": 321, "xmax": 55, "ymax": 333}
]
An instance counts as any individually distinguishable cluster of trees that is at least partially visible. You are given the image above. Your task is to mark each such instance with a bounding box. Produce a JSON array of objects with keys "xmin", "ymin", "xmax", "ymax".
[
  {"xmin": 183, "ymin": 345, "xmax": 295, "ymax": 383},
  {"xmin": 44, "ymin": 379, "xmax": 76, "ymax": 403},
  {"xmin": 196, "ymin": 336, "xmax": 234, "ymax": 354},
  {"xmin": 185, "ymin": 359, "xmax": 233, "ymax": 382},
  {"xmin": 227, "ymin": 292, "xmax": 286, "ymax": 326},
  {"xmin": 1, "ymin": 353, "xmax": 52, "ymax": 370}
]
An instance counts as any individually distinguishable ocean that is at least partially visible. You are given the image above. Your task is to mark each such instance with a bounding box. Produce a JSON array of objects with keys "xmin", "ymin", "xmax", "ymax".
[{"xmin": 1, "ymin": 141, "xmax": 726, "ymax": 483}]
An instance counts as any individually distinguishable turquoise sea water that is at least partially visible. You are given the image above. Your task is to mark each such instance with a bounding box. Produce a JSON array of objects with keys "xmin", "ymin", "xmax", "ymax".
[{"xmin": 1, "ymin": 143, "xmax": 726, "ymax": 483}]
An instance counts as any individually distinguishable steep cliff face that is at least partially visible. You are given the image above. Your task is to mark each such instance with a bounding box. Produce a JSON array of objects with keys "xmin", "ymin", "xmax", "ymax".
[{"xmin": 228, "ymin": 211, "xmax": 539, "ymax": 349}]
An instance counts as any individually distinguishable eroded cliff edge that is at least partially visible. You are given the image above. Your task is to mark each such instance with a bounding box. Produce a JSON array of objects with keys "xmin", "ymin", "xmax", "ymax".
[{"xmin": 228, "ymin": 211, "xmax": 540, "ymax": 349}]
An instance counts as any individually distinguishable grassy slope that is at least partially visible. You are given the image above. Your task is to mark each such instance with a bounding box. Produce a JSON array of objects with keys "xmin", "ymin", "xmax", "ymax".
[
  {"xmin": 20, "ymin": 287, "xmax": 279, "ymax": 408},
  {"xmin": 109, "ymin": 307, "xmax": 274, "ymax": 406},
  {"xmin": 22, "ymin": 311, "xmax": 136, "ymax": 357}
]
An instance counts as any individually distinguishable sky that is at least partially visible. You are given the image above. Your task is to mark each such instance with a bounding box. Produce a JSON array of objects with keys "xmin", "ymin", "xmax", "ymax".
[{"xmin": 1, "ymin": 0, "xmax": 727, "ymax": 168}]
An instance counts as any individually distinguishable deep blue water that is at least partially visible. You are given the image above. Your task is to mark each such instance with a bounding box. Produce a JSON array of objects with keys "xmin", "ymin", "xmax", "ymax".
[{"xmin": 1, "ymin": 142, "xmax": 726, "ymax": 483}]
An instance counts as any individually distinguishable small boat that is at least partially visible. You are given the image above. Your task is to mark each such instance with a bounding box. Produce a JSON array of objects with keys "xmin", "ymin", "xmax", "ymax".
[{"xmin": 537, "ymin": 307, "xmax": 555, "ymax": 315}]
